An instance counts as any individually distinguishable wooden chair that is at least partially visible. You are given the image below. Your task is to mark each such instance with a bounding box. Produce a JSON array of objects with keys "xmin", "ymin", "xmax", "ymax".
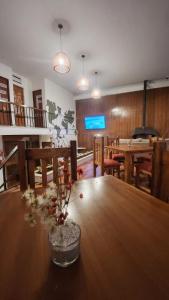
[
  {"xmin": 41, "ymin": 141, "xmax": 53, "ymax": 148},
  {"xmin": 107, "ymin": 136, "xmax": 120, "ymax": 146},
  {"xmin": 135, "ymin": 156, "xmax": 152, "ymax": 191},
  {"xmin": 18, "ymin": 140, "xmax": 77, "ymax": 190},
  {"xmin": 41, "ymin": 141, "xmax": 53, "ymax": 164},
  {"xmin": 93, "ymin": 136, "xmax": 120, "ymax": 177},
  {"xmin": 106, "ymin": 136, "xmax": 125, "ymax": 162},
  {"xmin": 151, "ymin": 141, "xmax": 169, "ymax": 202}
]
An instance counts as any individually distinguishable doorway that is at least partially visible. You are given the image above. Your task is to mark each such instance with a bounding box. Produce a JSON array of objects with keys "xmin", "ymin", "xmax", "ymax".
[
  {"xmin": 33, "ymin": 89, "xmax": 44, "ymax": 127},
  {"xmin": 0, "ymin": 76, "xmax": 11, "ymax": 125},
  {"xmin": 13, "ymin": 84, "xmax": 25, "ymax": 126}
]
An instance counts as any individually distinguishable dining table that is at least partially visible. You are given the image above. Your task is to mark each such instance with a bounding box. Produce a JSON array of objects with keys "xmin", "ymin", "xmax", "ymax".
[
  {"xmin": 1, "ymin": 175, "xmax": 169, "ymax": 300},
  {"xmin": 106, "ymin": 144, "xmax": 153, "ymax": 183}
]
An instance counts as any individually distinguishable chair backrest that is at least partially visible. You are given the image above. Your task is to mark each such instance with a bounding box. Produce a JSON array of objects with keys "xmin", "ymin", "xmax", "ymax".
[
  {"xmin": 41, "ymin": 141, "xmax": 53, "ymax": 148},
  {"xmin": 107, "ymin": 136, "xmax": 120, "ymax": 146},
  {"xmin": 41, "ymin": 141, "xmax": 53, "ymax": 164},
  {"xmin": 93, "ymin": 136, "xmax": 104, "ymax": 176},
  {"xmin": 18, "ymin": 140, "xmax": 77, "ymax": 190},
  {"xmin": 106, "ymin": 136, "xmax": 120, "ymax": 158},
  {"xmin": 152, "ymin": 141, "xmax": 169, "ymax": 202}
]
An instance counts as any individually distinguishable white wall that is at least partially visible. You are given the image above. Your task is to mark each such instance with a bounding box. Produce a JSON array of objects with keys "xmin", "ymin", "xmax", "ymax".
[
  {"xmin": 31, "ymin": 77, "xmax": 45, "ymax": 108},
  {"xmin": 22, "ymin": 76, "xmax": 33, "ymax": 107},
  {"xmin": 44, "ymin": 79, "xmax": 76, "ymax": 145},
  {"xmin": 44, "ymin": 79, "xmax": 75, "ymax": 111}
]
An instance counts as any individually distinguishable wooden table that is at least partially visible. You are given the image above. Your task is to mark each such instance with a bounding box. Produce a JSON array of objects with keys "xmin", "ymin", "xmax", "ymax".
[
  {"xmin": 1, "ymin": 176, "xmax": 169, "ymax": 299},
  {"xmin": 106, "ymin": 144, "xmax": 153, "ymax": 183}
]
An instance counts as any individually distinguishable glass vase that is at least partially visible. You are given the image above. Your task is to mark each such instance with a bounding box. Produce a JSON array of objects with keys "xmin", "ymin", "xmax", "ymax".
[{"xmin": 49, "ymin": 220, "xmax": 81, "ymax": 267}]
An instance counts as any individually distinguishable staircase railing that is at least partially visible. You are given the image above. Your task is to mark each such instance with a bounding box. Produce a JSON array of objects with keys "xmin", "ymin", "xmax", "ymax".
[{"xmin": 0, "ymin": 145, "xmax": 18, "ymax": 191}]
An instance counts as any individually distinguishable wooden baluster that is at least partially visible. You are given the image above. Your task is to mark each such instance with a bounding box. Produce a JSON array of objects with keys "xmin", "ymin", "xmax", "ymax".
[
  {"xmin": 70, "ymin": 140, "xmax": 77, "ymax": 181},
  {"xmin": 18, "ymin": 141, "xmax": 27, "ymax": 191},
  {"xmin": 28, "ymin": 159, "xmax": 35, "ymax": 189},
  {"xmin": 42, "ymin": 159, "xmax": 47, "ymax": 187},
  {"xmin": 63, "ymin": 156, "xmax": 69, "ymax": 184},
  {"xmin": 53, "ymin": 155, "xmax": 59, "ymax": 184},
  {"xmin": 101, "ymin": 136, "xmax": 104, "ymax": 176}
]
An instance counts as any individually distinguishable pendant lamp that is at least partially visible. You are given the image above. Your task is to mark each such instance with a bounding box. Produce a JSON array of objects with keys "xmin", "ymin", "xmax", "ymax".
[
  {"xmin": 53, "ymin": 24, "xmax": 71, "ymax": 74},
  {"xmin": 77, "ymin": 54, "xmax": 89, "ymax": 91},
  {"xmin": 91, "ymin": 71, "xmax": 101, "ymax": 99}
]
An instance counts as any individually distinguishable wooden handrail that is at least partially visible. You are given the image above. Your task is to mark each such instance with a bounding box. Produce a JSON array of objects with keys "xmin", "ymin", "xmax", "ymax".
[
  {"xmin": 0, "ymin": 99, "xmax": 47, "ymax": 113},
  {"xmin": 0, "ymin": 99, "xmax": 56, "ymax": 128},
  {"xmin": 0, "ymin": 146, "xmax": 18, "ymax": 170}
]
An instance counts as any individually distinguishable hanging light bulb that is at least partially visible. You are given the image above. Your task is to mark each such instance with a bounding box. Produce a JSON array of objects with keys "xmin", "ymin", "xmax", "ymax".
[
  {"xmin": 91, "ymin": 72, "xmax": 101, "ymax": 99},
  {"xmin": 77, "ymin": 54, "xmax": 89, "ymax": 91},
  {"xmin": 91, "ymin": 88, "xmax": 101, "ymax": 99},
  {"xmin": 53, "ymin": 24, "xmax": 71, "ymax": 74}
]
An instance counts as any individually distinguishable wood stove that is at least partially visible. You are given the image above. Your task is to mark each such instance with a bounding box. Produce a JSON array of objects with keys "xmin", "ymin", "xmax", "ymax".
[{"xmin": 132, "ymin": 80, "xmax": 159, "ymax": 138}]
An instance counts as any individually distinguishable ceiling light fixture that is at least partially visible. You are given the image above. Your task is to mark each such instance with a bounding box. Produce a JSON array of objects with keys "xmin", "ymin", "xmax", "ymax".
[
  {"xmin": 77, "ymin": 54, "xmax": 89, "ymax": 91},
  {"xmin": 53, "ymin": 24, "xmax": 71, "ymax": 74},
  {"xmin": 91, "ymin": 71, "xmax": 101, "ymax": 99}
]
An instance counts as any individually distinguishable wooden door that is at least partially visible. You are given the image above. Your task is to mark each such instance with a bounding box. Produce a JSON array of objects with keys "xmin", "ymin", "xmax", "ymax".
[
  {"xmin": 33, "ymin": 90, "xmax": 43, "ymax": 127},
  {"xmin": 0, "ymin": 76, "xmax": 11, "ymax": 125},
  {"xmin": 13, "ymin": 85, "xmax": 25, "ymax": 126}
]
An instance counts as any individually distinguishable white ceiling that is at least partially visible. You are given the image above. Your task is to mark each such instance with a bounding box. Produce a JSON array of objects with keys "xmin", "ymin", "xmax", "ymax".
[{"xmin": 0, "ymin": 0, "xmax": 169, "ymax": 95}]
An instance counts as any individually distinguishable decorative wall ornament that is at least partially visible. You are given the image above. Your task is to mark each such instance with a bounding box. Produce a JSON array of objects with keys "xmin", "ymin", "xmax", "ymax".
[{"xmin": 46, "ymin": 99, "xmax": 76, "ymax": 147}]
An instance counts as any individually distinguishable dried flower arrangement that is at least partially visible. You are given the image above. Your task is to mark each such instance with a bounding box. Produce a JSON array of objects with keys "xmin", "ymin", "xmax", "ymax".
[
  {"xmin": 23, "ymin": 162, "xmax": 75, "ymax": 232},
  {"xmin": 23, "ymin": 163, "xmax": 83, "ymax": 266},
  {"xmin": 23, "ymin": 181, "xmax": 73, "ymax": 231}
]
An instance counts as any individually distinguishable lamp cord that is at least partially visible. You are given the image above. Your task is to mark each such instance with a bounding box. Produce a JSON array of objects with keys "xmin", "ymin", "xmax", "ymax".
[
  {"xmin": 59, "ymin": 27, "xmax": 63, "ymax": 52},
  {"xmin": 82, "ymin": 57, "xmax": 85, "ymax": 76}
]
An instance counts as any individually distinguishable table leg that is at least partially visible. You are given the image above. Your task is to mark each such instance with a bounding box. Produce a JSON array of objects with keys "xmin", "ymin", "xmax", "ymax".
[{"xmin": 124, "ymin": 152, "xmax": 133, "ymax": 183}]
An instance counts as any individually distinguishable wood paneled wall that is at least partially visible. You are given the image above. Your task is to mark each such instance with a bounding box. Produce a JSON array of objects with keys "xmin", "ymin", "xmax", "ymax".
[{"xmin": 76, "ymin": 87, "xmax": 169, "ymax": 149}]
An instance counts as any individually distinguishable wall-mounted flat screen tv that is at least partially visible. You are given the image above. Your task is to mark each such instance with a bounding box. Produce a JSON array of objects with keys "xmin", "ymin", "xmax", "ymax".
[{"xmin": 84, "ymin": 115, "xmax": 106, "ymax": 130}]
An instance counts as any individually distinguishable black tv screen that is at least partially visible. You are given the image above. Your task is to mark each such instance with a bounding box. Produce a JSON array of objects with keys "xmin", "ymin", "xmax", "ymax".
[{"xmin": 84, "ymin": 115, "xmax": 106, "ymax": 130}]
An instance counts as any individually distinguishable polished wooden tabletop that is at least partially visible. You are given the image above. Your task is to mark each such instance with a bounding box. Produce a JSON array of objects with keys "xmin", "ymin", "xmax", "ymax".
[
  {"xmin": 1, "ymin": 176, "xmax": 169, "ymax": 299},
  {"xmin": 106, "ymin": 144, "xmax": 153, "ymax": 153}
]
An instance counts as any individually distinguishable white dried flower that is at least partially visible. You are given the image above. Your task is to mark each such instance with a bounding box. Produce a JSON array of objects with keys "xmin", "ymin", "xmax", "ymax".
[
  {"xmin": 24, "ymin": 212, "xmax": 37, "ymax": 227},
  {"xmin": 45, "ymin": 188, "xmax": 56, "ymax": 198},
  {"xmin": 36, "ymin": 195, "xmax": 46, "ymax": 206},
  {"xmin": 42, "ymin": 216, "xmax": 56, "ymax": 230},
  {"xmin": 23, "ymin": 188, "xmax": 36, "ymax": 208},
  {"xmin": 24, "ymin": 213, "xmax": 31, "ymax": 221},
  {"xmin": 30, "ymin": 219, "xmax": 37, "ymax": 227},
  {"xmin": 48, "ymin": 182, "xmax": 57, "ymax": 189}
]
